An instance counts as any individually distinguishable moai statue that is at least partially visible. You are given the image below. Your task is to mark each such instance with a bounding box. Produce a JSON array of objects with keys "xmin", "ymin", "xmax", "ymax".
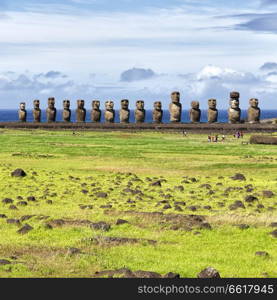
[
  {"xmin": 119, "ymin": 99, "xmax": 130, "ymax": 123},
  {"xmin": 135, "ymin": 100, "xmax": 146, "ymax": 123},
  {"xmin": 76, "ymin": 99, "xmax": 86, "ymax": 122},
  {"xmin": 169, "ymin": 91, "xmax": 182, "ymax": 122},
  {"xmin": 189, "ymin": 101, "xmax": 201, "ymax": 123},
  {"xmin": 46, "ymin": 97, "xmax": 56, "ymax": 122},
  {"xmin": 63, "ymin": 100, "xmax": 71, "ymax": 122},
  {"xmin": 152, "ymin": 101, "xmax": 163, "ymax": 123},
  {"xmin": 247, "ymin": 98, "xmax": 260, "ymax": 123},
  {"xmin": 228, "ymin": 91, "xmax": 241, "ymax": 124},
  {"xmin": 32, "ymin": 99, "xmax": 41, "ymax": 122},
  {"xmin": 104, "ymin": 100, "xmax": 115, "ymax": 123},
  {"xmin": 91, "ymin": 100, "xmax": 101, "ymax": 122},
  {"xmin": 207, "ymin": 98, "xmax": 218, "ymax": 123},
  {"xmin": 18, "ymin": 102, "xmax": 27, "ymax": 122}
]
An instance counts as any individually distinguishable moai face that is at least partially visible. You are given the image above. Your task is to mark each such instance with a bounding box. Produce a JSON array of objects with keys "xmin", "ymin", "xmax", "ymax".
[
  {"xmin": 230, "ymin": 91, "xmax": 240, "ymax": 100},
  {"xmin": 92, "ymin": 100, "xmax": 100, "ymax": 110},
  {"xmin": 48, "ymin": 97, "xmax": 55, "ymax": 109},
  {"xmin": 136, "ymin": 100, "xmax": 144, "ymax": 110},
  {"xmin": 208, "ymin": 99, "xmax": 217, "ymax": 109},
  {"xmin": 249, "ymin": 98, "xmax": 259, "ymax": 108},
  {"xmin": 191, "ymin": 101, "xmax": 200, "ymax": 109},
  {"xmin": 121, "ymin": 99, "xmax": 129, "ymax": 110},
  {"xmin": 171, "ymin": 91, "xmax": 180, "ymax": 103},
  {"xmin": 230, "ymin": 99, "xmax": 239, "ymax": 109},
  {"xmin": 77, "ymin": 100, "xmax": 85, "ymax": 109},
  {"xmin": 34, "ymin": 100, "xmax": 40, "ymax": 109},
  {"xmin": 154, "ymin": 101, "xmax": 162, "ymax": 111},
  {"xmin": 63, "ymin": 100, "xmax": 70, "ymax": 109},
  {"xmin": 20, "ymin": 102, "xmax": 26, "ymax": 110},
  {"xmin": 105, "ymin": 101, "xmax": 114, "ymax": 111}
]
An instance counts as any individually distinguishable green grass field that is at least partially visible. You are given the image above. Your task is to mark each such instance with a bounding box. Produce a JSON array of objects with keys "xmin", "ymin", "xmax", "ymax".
[{"xmin": 0, "ymin": 129, "xmax": 276, "ymax": 278}]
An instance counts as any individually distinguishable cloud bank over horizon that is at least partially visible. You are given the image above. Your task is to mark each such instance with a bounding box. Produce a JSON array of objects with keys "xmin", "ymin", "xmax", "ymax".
[{"xmin": 0, "ymin": 0, "xmax": 277, "ymax": 108}]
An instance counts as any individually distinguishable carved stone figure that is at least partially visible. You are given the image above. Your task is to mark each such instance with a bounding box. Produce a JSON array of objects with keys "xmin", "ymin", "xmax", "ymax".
[
  {"xmin": 152, "ymin": 101, "xmax": 163, "ymax": 123},
  {"xmin": 76, "ymin": 99, "xmax": 86, "ymax": 122},
  {"xmin": 91, "ymin": 100, "xmax": 101, "ymax": 122},
  {"xmin": 207, "ymin": 98, "xmax": 218, "ymax": 123},
  {"xmin": 46, "ymin": 97, "xmax": 56, "ymax": 122},
  {"xmin": 135, "ymin": 100, "xmax": 146, "ymax": 123},
  {"xmin": 105, "ymin": 100, "xmax": 115, "ymax": 123},
  {"xmin": 228, "ymin": 91, "xmax": 241, "ymax": 124},
  {"xmin": 120, "ymin": 99, "xmax": 130, "ymax": 123},
  {"xmin": 169, "ymin": 91, "xmax": 182, "ymax": 122},
  {"xmin": 32, "ymin": 100, "xmax": 41, "ymax": 122},
  {"xmin": 189, "ymin": 101, "xmax": 201, "ymax": 123},
  {"xmin": 247, "ymin": 98, "xmax": 260, "ymax": 123},
  {"xmin": 63, "ymin": 100, "xmax": 71, "ymax": 122},
  {"xmin": 18, "ymin": 102, "xmax": 27, "ymax": 122}
]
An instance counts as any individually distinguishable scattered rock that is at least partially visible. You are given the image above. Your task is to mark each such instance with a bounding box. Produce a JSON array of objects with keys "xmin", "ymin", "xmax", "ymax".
[
  {"xmin": 229, "ymin": 201, "xmax": 245, "ymax": 210},
  {"xmin": 245, "ymin": 195, "xmax": 258, "ymax": 203},
  {"xmin": 17, "ymin": 224, "xmax": 33, "ymax": 235},
  {"xmin": 255, "ymin": 251, "xmax": 269, "ymax": 257},
  {"xmin": 230, "ymin": 173, "xmax": 246, "ymax": 181},
  {"xmin": 164, "ymin": 272, "xmax": 180, "ymax": 278},
  {"xmin": 262, "ymin": 190, "xmax": 274, "ymax": 198},
  {"xmin": 20, "ymin": 215, "xmax": 34, "ymax": 222},
  {"xmin": 100, "ymin": 204, "xmax": 112, "ymax": 209},
  {"xmin": 270, "ymin": 222, "xmax": 277, "ymax": 228},
  {"xmin": 197, "ymin": 267, "xmax": 221, "ymax": 278},
  {"xmin": 67, "ymin": 247, "xmax": 81, "ymax": 256},
  {"xmin": 163, "ymin": 204, "xmax": 172, "ymax": 210},
  {"xmin": 17, "ymin": 201, "xmax": 28, "ymax": 206},
  {"xmin": 199, "ymin": 184, "xmax": 212, "ymax": 189},
  {"xmin": 90, "ymin": 221, "xmax": 111, "ymax": 231},
  {"xmin": 27, "ymin": 196, "xmax": 36, "ymax": 202},
  {"xmin": 93, "ymin": 268, "xmax": 164, "ymax": 278},
  {"xmin": 237, "ymin": 224, "xmax": 250, "ymax": 230},
  {"xmin": 95, "ymin": 192, "xmax": 108, "ymax": 198},
  {"xmin": 6, "ymin": 219, "xmax": 20, "ymax": 225},
  {"xmin": 2, "ymin": 198, "xmax": 13, "ymax": 204},
  {"xmin": 116, "ymin": 219, "xmax": 129, "ymax": 225},
  {"xmin": 9, "ymin": 205, "xmax": 18, "ymax": 210},
  {"xmin": 0, "ymin": 214, "xmax": 7, "ymax": 218},
  {"xmin": 269, "ymin": 229, "xmax": 277, "ymax": 238},
  {"xmin": 92, "ymin": 236, "xmax": 157, "ymax": 246},
  {"xmin": 11, "ymin": 169, "xmax": 27, "ymax": 177},
  {"xmin": 0, "ymin": 259, "xmax": 11, "ymax": 266},
  {"xmin": 46, "ymin": 200, "xmax": 53, "ymax": 205}
]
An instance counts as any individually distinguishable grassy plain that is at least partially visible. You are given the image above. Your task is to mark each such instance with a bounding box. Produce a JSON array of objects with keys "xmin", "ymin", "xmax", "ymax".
[{"xmin": 0, "ymin": 129, "xmax": 276, "ymax": 278}]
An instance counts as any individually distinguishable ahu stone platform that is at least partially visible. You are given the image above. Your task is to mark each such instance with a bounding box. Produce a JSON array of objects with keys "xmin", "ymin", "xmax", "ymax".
[{"xmin": 0, "ymin": 122, "xmax": 277, "ymax": 133}]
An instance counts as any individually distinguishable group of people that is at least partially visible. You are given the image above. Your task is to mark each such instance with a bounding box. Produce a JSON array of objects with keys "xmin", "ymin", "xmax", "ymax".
[
  {"xmin": 233, "ymin": 131, "xmax": 244, "ymax": 139},
  {"xmin": 207, "ymin": 135, "xmax": 225, "ymax": 143}
]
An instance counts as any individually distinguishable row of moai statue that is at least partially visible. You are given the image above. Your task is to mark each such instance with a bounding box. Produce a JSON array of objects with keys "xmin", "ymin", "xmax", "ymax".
[{"xmin": 18, "ymin": 92, "xmax": 261, "ymax": 123}]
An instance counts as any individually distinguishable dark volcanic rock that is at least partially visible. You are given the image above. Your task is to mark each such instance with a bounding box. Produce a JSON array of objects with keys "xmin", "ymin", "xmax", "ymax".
[
  {"xmin": 0, "ymin": 214, "xmax": 7, "ymax": 218},
  {"xmin": 11, "ymin": 169, "xmax": 27, "ymax": 177},
  {"xmin": 197, "ymin": 267, "xmax": 221, "ymax": 278},
  {"xmin": 91, "ymin": 221, "xmax": 111, "ymax": 231},
  {"xmin": 164, "ymin": 272, "xmax": 180, "ymax": 278},
  {"xmin": 17, "ymin": 224, "xmax": 33, "ymax": 234},
  {"xmin": 270, "ymin": 222, "xmax": 277, "ymax": 228},
  {"xmin": 9, "ymin": 205, "xmax": 18, "ymax": 210},
  {"xmin": 230, "ymin": 173, "xmax": 246, "ymax": 181},
  {"xmin": 95, "ymin": 192, "xmax": 108, "ymax": 198},
  {"xmin": 20, "ymin": 215, "xmax": 34, "ymax": 222},
  {"xmin": 229, "ymin": 201, "xmax": 245, "ymax": 210},
  {"xmin": 245, "ymin": 195, "xmax": 258, "ymax": 203},
  {"xmin": 17, "ymin": 201, "xmax": 28, "ymax": 206},
  {"xmin": 6, "ymin": 218, "xmax": 20, "ymax": 225},
  {"xmin": 27, "ymin": 196, "xmax": 36, "ymax": 202},
  {"xmin": 262, "ymin": 190, "xmax": 274, "ymax": 198},
  {"xmin": 269, "ymin": 229, "xmax": 277, "ymax": 238},
  {"xmin": 150, "ymin": 180, "xmax": 162, "ymax": 187},
  {"xmin": 116, "ymin": 219, "xmax": 129, "ymax": 225},
  {"xmin": 2, "ymin": 198, "xmax": 13, "ymax": 204},
  {"xmin": 67, "ymin": 247, "xmax": 82, "ymax": 256},
  {"xmin": 0, "ymin": 259, "xmax": 11, "ymax": 265},
  {"xmin": 255, "ymin": 251, "xmax": 269, "ymax": 257},
  {"xmin": 93, "ymin": 236, "xmax": 157, "ymax": 246},
  {"xmin": 237, "ymin": 224, "xmax": 250, "ymax": 230},
  {"xmin": 199, "ymin": 184, "xmax": 212, "ymax": 189}
]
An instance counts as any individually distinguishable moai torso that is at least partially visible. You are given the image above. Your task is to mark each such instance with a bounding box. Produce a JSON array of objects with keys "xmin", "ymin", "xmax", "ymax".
[
  {"xmin": 207, "ymin": 98, "xmax": 218, "ymax": 123},
  {"xmin": 135, "ymin": 100, "xmax": 145, "ymax": 123},
  {"xmin": 169, "ymin": 91, "xmax": 182, "ymax": 122},
  {"xmin": 63, "ymin": 100, "xmax": 71, "ymax": 122},
  {"xmin": 105, "ymin": 101, "xmax": 115, "ymax": 123},
  {"xmin": 76, "ymin": 100, "xmax": 86, "ymax": 122},
  {"xmin": 190, "ymin": 101, "xmax": 201, "ymax": 123},
  {"xmin": 46, "ymin": 97, "xmax": 56, "ymax": 122},
  {"xmin": 248, "ymin": 98, "xmax": 260, "ymax": 123},
  {"xmin": 120, "ymin": 99, "xmax": 130, "ymax": 123},
  {"xmin": 228, "ymin": 92, "xmax": 241, "ymax": 124},
  {"xmin": 18, "ymin": 102, "xmax": 27, "ymax": 122},
  {"xmin": 91, "ymin": 100, "xmax": 101, "ymax": 122},
  {"xmin": 32, "ymin": 100, "xmax": 41, "ymax": 122},
  {"xmin": 152, "ymin": 101, "xmax": 163, "ymax": 123}
]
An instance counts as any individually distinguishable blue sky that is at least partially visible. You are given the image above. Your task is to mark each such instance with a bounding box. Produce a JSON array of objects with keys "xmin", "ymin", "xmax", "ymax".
[{"xmin": 1, "ymin": 0, "xmax": 277, "ymax": 109}]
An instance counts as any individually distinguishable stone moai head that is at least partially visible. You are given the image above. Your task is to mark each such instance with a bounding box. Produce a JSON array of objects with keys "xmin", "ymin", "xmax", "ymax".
[
  {"xmin": 121, "ymin": 99, "xmax": 129, "ymax": 110},
  {"xmin": 229, "ymin": 91, "xmax": 240, "ymax": 109},
  {"xmin": 20, "ymin": 102, "xmax": 26, "ymax": 110},
  {"xmin": 249, "ymin": 98, "xmax": 259, "ymax": 108},
  {"xmin": 171, "ymin": 91, "xmax": 180, "ymax": 103},
  {"xmin": 48, "ymin": 97, "xmax": 55, "ymax": 109},
  {"xmin": 154, "ymin": 101, "xmax": 162, "ymax": 111},
  {"xmin": 136, "ymin": 100, "xmax": 145, "ymax": 110},
  {"xmin": 77, "ymin": 99, "xmax": 85, "ymax": 109},
  {"xmin": 191, "ymin": 101, "xmax": 200, "ymax": 109},
  {"xmin": 33, "ymin": 99, "xmax": 40, "ymax": 109},
  {"xmin": 105, "ymin": 100, "xmax": 114, "ymax": 111},
  {"xmin": 63, "ymin": 100, "xmax": 70, "ymax": 109},
  {"xmin": 208, "ymin": 98, "xmax": 217, "ymax": 109},
  {"xmin": 92, "ymin": 100, "xmax": 100, "ymax": 110}
]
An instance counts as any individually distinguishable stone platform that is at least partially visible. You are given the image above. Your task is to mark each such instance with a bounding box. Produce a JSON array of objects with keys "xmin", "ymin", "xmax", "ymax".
[{"xmin": 0, "ymin": 122, "xmax": 276, "ymax": 133}]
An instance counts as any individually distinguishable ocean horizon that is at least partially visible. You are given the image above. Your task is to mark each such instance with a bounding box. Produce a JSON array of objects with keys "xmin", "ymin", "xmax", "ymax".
[{"xmin": 1, "ymin": 109, "xmax": 277, "ymax": 123}]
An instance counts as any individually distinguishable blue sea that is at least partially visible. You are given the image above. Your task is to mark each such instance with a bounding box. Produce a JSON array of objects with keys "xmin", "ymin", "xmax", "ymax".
[{"xmin": 0, "ymin": 109, "xmax": 277, "ymax": 123}]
